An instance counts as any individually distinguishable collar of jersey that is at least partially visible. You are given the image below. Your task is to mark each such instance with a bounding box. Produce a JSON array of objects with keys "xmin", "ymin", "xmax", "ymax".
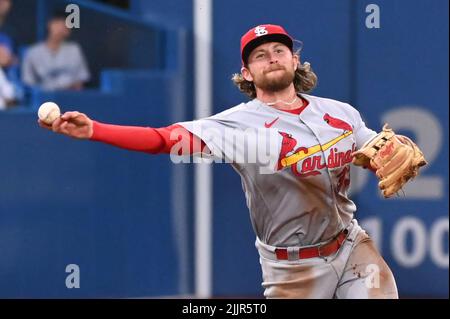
[{"xmin": 254, "ymin": 94, "xmax": 311, "ymax": 117}]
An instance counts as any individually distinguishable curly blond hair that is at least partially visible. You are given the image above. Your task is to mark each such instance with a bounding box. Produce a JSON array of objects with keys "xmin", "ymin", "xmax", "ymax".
[{"xmin": 231, "ymin": 55, "xmax": 318, "ymax": 99}]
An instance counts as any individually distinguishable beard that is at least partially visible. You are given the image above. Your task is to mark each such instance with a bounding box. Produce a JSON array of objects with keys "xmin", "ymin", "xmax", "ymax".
[{"xmin": 252, "ymin": 65, "xmax": 295, "ymax": 92}]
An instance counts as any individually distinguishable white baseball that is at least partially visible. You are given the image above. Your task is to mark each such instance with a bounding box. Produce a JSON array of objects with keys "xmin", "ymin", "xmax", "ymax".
[{"xmin": 38, "ymin": 102, "xmax": 61, "ymax": 125}]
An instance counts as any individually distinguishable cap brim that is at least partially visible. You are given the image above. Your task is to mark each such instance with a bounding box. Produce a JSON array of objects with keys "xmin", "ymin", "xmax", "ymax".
[{"xmin": 242, "ymin": 33, "xmax": 293, "ymax": 65}]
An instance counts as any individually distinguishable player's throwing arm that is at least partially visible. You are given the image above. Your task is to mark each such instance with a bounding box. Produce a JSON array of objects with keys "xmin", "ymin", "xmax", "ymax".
[{"xmin": 37, "ymin": 102, "xmax": 94, "ymax": 139}]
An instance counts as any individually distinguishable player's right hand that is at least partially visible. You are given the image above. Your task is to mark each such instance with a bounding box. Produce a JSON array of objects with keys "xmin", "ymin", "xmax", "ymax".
[{"xmin": 38, "ymin": 111, "xmax": 94, "ymax": 139}]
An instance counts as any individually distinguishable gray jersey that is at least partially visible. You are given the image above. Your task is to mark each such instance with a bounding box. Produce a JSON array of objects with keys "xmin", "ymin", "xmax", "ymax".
[
  {"xmin": 178, "ymin": 94, "xmax": 376, "ymax": 247},
  {"xmin": 22, "ymin": 42, "xmax": 90, "ymax": 91}
]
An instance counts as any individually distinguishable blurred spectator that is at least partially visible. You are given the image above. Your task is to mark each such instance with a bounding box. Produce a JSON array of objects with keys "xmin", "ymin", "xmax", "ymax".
[
  {"xmin": 0, "ymin": 0, "xmax": 13, "ymax": 64},
  {"xmin": 0, "ymin": 67, "xmax": 14, "ymax": 110},
  {"xmin": 22, "ymin": 12, "xmax": 90, "ymax": 91},
  {"xmin": 0, "ymin": 0, "xmax": 19, "ymax": 109}
]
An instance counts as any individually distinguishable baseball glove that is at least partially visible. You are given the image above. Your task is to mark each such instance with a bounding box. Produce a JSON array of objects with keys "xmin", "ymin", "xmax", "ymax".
[{"xmin": 352, "ymin": 124, "xmax": 427, "ymax": 198}]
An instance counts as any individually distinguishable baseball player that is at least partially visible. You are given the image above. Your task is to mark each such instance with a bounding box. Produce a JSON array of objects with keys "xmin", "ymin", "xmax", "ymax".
[{"xmin": 39, "ymin": 24, "xmax": 427, "ymax": 298}]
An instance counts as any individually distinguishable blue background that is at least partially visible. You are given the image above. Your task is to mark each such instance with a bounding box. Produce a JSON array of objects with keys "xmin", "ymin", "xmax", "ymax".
[{"xmin": 0, "ymin": 0, "xmax": 447, "ymax": 298}]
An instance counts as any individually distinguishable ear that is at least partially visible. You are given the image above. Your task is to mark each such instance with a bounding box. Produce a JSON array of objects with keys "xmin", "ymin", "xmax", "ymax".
[
  {"xmin": 293, "ymin": 54, "xmax": 300, "ymax": 70},
  {"xmin": 241, "ymin": 67, "xmax": 254, "ymax": 82}
]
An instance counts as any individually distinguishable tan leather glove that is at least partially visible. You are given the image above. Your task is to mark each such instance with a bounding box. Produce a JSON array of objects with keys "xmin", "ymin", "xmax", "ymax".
[{"xmin": 352, "ymin": 124, "xmax": 427, "ymax": 198}]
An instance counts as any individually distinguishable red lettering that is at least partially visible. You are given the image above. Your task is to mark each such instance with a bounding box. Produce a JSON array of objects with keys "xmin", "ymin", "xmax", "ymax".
[
  {"xmin": 302, "ymin": 157, "xmax": 313, "ymax": 172},
  {"xmin": 328, "ymin": 148, "xmax": 335, "ymax": 167},
  {"xmin": 334, "ymin": 148, "xmax": 340, "ymax": 166},
  {"xmin": 291, "ymin": 162, "xmax": 321, "ymax": 178},
  {"xmin": 293, "ymin": 143, "xmax": 358, "ymax": 178},
  {"xmin": 291, "ymin": 162, "xmax": 301, "ymax": 176},
  {"xmin": 343, "ymin": 150, "xmax": 352, "ymax": 164},
  {"xmin": 339, "ymin": 152, "xmax": 346, "ymax": 166},
  {"xmin": 313, "ymin": 156, "xmax": 326, "ymax": 170}
]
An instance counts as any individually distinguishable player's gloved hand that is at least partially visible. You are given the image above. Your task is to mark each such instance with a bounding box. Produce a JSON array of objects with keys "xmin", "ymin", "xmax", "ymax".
[
  {"xmin": 351, "ymin": 124, "xmax": 427, "ymax": 198},
  {"xmin": 38, "ymin": 111, "xmax": 93, "ymax": 139}
]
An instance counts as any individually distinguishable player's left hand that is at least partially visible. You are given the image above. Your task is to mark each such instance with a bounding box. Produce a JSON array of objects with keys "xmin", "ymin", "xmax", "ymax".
[{"xmin": 351, "ymin": 124, "xmax": 427, "ymax": 198}]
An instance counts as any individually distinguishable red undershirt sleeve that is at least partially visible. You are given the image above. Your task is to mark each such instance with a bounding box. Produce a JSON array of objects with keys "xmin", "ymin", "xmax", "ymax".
[{"xmin": 89, "ymin": 121, "xmax": 206, "ymax": 155}]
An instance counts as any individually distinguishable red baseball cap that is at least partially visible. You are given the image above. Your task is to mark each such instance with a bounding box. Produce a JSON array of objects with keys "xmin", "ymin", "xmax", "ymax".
[{"xmin": 241, "ymin": 24, "xmax": 294, "ymax": 65}]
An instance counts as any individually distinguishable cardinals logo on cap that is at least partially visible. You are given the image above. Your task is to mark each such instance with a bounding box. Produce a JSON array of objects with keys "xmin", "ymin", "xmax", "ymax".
[
  {"xmin": 254, "ymin": 26, "xmax": 268, "ymax": 37},
  {"xmin": 240, "ymin": 24, "xmax": 294, "ymax": 65}
]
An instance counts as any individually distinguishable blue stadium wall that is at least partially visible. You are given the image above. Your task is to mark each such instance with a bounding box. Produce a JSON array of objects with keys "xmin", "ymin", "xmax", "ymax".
[
  {"xmin": 208, "ymin": 0, "xmax": 449, "ymax": 298},
  {"xmin": 0, "ymin": 0, "xmax": 447, "ymax": 298}
]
